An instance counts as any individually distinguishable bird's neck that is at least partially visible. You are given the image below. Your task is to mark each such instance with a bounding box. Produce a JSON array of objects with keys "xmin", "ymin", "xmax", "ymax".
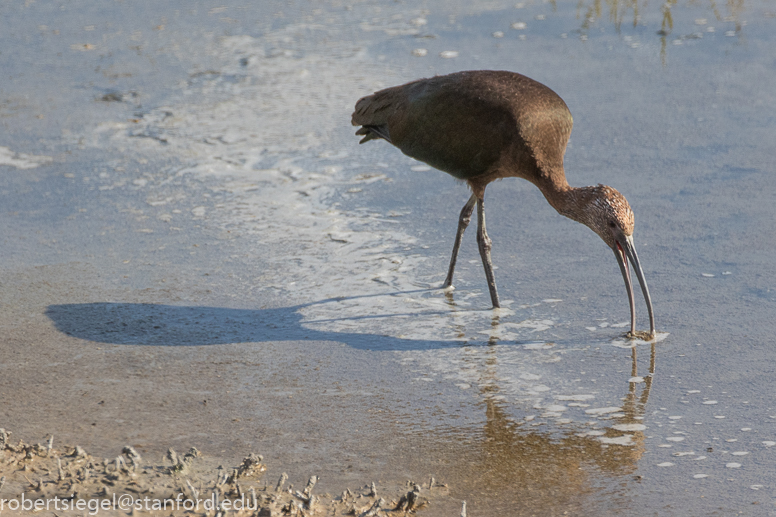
[{"xmin": 536, "ymin": 179, "xmax": 592, "ymax": 226}]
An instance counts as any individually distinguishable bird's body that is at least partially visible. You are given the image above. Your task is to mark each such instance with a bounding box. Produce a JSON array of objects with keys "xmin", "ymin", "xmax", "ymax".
[
  {"xmin": 352, "ymin": 70, "xmax": 655, "ymax": 337},
  {"xmin": 353, "ymin": 71, "xmax": 570, "ymax": 194}
]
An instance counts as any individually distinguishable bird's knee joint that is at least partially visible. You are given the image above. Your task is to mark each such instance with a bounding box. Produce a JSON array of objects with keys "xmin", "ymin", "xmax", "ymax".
[{"xmin": 477, "ymin": 234, "xmax": 493, "ymax": 251}]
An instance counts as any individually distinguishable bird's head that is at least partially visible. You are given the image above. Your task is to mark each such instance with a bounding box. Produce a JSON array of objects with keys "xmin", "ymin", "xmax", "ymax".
[
  {"xmin": 572, "ymin": 185, "xmax": 655, "ymax": 338},
  {"xmin": 574, "ymin": 185, "xmax": 634, "ymax": 248}
]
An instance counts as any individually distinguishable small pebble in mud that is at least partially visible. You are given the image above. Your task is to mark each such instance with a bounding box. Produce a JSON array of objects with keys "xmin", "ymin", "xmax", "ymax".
[
  {"xmin": 492, "ymin": 31, "xmax": 504, "ymax": 38},
  {"xmin": 657, "ymin": 462, "xmax": 675, "ymax": 467},
  {"xmin": 702, "ymin": 400, "xmax": 718, "ymax": 405},
  {"xmin": 693, "ymin": 474, "xmax": 709, "ymax": 479},
  {"xmin": 412, "ymin": 48, "xmax": 428, "ymax": 57},
  {"xmin": 439, "ymin": 51, "xmax": 458, "ymax": 58},
  {"xmin": 512, "ymin": 22, "xmax": 527, "ymax": 29},
  {"xmin": 762, "ymin": 441, "xmax": 776, "ymax": 447},
  {"xmin": 725, "ymin": 463, "xmax": 741, "ymax": 468}
]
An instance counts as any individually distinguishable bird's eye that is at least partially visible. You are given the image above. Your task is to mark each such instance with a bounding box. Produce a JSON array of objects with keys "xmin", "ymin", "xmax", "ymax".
[{"xmin": 608, "ymin": 221, "xmax": 616, "ymax": 228}]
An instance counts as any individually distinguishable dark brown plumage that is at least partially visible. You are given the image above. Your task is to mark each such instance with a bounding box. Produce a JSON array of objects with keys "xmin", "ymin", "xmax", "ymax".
[{"xmin": 352, "ymin": 70, "xmax": 655, "ymax": 338}]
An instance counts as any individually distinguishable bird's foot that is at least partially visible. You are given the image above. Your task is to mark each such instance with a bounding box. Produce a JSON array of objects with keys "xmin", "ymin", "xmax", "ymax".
[{"xmin": 626, "ymin": 330, "xmax": 657, "ymax": 341}]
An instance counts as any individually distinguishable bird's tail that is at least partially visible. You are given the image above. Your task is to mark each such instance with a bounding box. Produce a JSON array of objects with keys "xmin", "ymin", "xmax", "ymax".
[{"xmin": 351, "ymin": 89, "xmax": 397, "ymax": 144}]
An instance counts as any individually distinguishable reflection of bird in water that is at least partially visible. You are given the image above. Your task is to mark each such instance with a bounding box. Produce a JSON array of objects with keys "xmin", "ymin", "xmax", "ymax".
[
  {"xmin": 352, "ymin": 70, "xmax": 654, "ymax": 337},
  {"xmin": 453, "ymin": 337, "xmax": 657, "ymax": 514}
]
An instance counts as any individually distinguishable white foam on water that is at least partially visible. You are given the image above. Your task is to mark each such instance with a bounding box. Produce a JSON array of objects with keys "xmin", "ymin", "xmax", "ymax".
[
  {"xmin": 555, "ymin": 394, "xmax": 595, "ymax": 401},
  {"xmin": 0, "ymin": 146, "xmax": 53, "ymax": 169},
  {"xmin": 579, "ymin": 430, "xmax": 605, "ymax": 437},
  {"xmin": 598, "ymin": 435, "xmax": 634, "ymax": 445},
  {"xmin": 612, "ymin": 423, "xmax": 647, "ymax": 432},
  {"xmin": 522, "ymin": 342, "xmax": 555, "ymax": 350},
  {"xmin": 585, "ymin": 407, "xmax": 622, "ymax": 415}
]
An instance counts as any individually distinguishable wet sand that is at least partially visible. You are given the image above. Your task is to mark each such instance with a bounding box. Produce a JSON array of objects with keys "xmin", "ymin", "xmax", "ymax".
[{"xmin": 2, "ymin": 0, "xmax": 776, "ymax": 515}]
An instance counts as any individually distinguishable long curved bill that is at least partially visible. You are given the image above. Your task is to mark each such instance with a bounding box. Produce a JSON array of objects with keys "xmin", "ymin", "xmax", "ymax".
[{"xmin": 613, "ymin": 235, "xmax": 655, "ymax": 338}]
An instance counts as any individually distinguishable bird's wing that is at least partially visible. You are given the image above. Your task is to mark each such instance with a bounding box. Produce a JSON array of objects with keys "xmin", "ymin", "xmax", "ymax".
[
  {"xmin": 352, "ymin": 71, "xmax": 573, "ymax": 182},
  {"xmin": 385, "ymin": 77, "xmax": 517, "ymax": 180}
]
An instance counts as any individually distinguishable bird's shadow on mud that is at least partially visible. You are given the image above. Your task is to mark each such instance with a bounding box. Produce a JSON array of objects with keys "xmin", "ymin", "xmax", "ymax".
[{"xmin": 45, "ymin": 290, "xmax": 472, "ymax": 351}]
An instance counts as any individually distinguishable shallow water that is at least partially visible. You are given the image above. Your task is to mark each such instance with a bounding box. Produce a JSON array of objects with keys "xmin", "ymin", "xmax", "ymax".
[{"xmin": 2, "ymin": 0, "xmax": 775, "ymax": 515}]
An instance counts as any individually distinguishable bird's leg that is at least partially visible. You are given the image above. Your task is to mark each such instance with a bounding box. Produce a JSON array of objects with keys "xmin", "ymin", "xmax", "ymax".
[
  {"xmin": 476, "ymin": 196, "xmax": 500, "ymax": 308},
  {"xmin": 443, "ymin": 194, "xmax": 477, "ymax": 288}
]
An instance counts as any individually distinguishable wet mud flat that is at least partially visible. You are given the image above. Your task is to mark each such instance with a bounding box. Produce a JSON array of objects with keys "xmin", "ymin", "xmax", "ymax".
[{"xmin": 2, "ymin": 0, "xmax": 776, "ymax": 516}]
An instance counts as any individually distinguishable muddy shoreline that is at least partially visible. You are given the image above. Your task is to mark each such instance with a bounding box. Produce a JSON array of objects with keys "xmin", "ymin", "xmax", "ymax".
[{"xmin": 0, "ymin": 428, "xmax": 447, "ymax": 516}]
